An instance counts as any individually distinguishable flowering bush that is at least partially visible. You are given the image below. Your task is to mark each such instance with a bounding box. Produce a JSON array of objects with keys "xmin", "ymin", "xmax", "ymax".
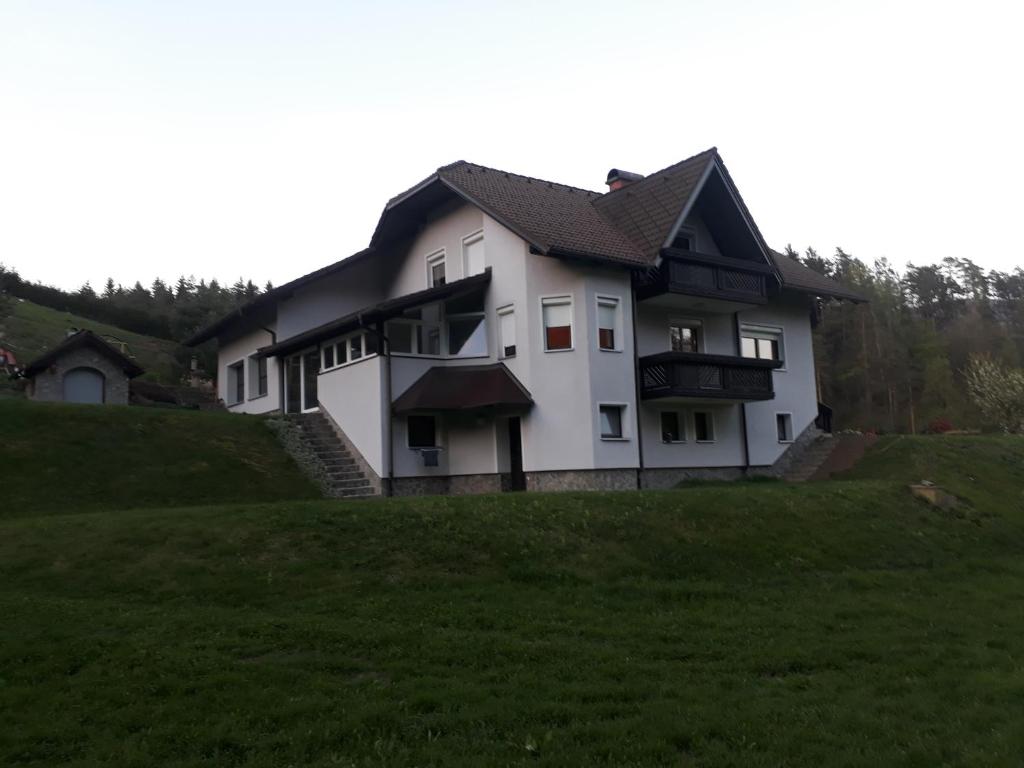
[{"xmin": 965, "ymin": 356, "xmax": 1024, "ymax": 434}]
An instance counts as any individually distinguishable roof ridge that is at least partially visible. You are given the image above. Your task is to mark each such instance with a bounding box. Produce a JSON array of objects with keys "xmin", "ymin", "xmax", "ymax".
[
  {"xmin": 441, "ymin": 161, "xmax": 601, "ymax": 197},
  {"xmin": 595, "ymin": 146, "xmax": 718, "ymax": 201}
]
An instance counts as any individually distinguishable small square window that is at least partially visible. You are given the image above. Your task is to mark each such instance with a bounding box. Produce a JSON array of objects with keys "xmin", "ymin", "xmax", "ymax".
[
  {"xmin": 599, "ymin": 404, "xmax": 625, "ymax": 439},
  {"xmin": 694, "ymin": 411, "xmax": 715, "ymax": 443},
  {"xmin": 408, "ymin": 415, "xmax": 437, "ymax": 449},
  {"xmin": 777, "ymin": 413, "xmax": 794, "ymax": 443},
  {"xmin": 670, "ymin": 322, "xmax": 701, "ymax": 353},
  {"xmin": 661, "ymin": 411, "xmax": 683, "ymax": 443}
]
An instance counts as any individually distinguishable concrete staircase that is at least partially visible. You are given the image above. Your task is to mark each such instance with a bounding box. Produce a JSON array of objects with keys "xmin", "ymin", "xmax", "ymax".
[
  {"xmin": 286, "ymin": 413, "xmax": 378, "ymax": 499},
  {"xmin": 783, "ymin": 433, "xmax": 879, "ymax": 482}
]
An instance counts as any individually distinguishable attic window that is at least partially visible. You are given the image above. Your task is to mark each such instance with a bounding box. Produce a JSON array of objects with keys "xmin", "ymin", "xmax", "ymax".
[{"xmin": 670, "ymin": 227, "xmax": 696, "ymax": 251}]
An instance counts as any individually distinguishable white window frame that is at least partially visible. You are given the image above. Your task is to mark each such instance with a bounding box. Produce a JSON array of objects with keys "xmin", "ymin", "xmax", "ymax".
[
  {"xmin": 426, "ymin": 249, "xmax": 446, "ymax": 288},
  {"xmin": 740, "ymin": 323, "xmax": 786, "ymax": 370},
  {"xmin": 598, "ymin": 402, "xmax": 629, "ymax": 441},
  {"xmin": 406, "ymin": 414, "xmax": 441, "ymax": 449},
  {"xmin": 660, "ymin": 410, "xmax": 686, "ymax": 444},
  {"xmin": 596, "ymin": 294, "xmax": 623, "ymax": 353},
  {"xmin": 247, "ymin": 355, "xmax": 268, "ymax": 400},
  {"xmin": 776, "ymin": 412, "xmax": 794, "ymax": 444},
  {"xmin": 669, "ymin": 318, "xmax": 703, "ymax": 354},
  {"xmin": 226, "ymin": 360, "xmax": 245, "ymax": 405},
  {"xmin": 693, "ymin": 410, "xmax": 716, "ymax": 444},
  {"xmin": 318, "ymin": 331, "xmax": 377, "ymax": 373},
  {"xmin": 462, "ymin": 230, "xmax": 485, "ymax": 278},
  {"xmin": 540, "ymin": 294, "xmax": 574, "ymax": 353},
  {"xmin": 497, "ymin": 304, "xmax": 516, "ymax": 359}
]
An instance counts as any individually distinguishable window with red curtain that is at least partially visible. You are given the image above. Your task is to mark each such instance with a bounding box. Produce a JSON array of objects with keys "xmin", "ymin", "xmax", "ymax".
[{"xmin": 542, "ymin": 299, "xmax": 572, "ymax": 351}]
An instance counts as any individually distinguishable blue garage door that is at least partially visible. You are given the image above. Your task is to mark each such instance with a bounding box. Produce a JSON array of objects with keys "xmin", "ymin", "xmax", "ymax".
[{"xmin": 63, "ymin": 367, "xmax": 105, "ymax": 404}]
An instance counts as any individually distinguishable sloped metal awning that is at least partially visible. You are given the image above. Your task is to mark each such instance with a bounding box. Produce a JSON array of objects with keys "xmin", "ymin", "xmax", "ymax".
[{"xmin": 392, "ymin": 363, "xmax": 533, "ymax": 415}]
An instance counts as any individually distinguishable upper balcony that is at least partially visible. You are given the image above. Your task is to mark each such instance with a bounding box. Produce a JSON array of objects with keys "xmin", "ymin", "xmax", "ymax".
[
  {"xmin": 638, "ymin": 351, "xmax": 781, "ymax": 402},
  {"xmin": 635, "ymin": 247, "xmax": 780, "ymax": 310}
]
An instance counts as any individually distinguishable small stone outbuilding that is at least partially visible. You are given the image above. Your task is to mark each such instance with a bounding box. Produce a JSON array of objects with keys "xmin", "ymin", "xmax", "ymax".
[{"xmin": 23, "ymin": 330, "xmax": 144, "ymax": 405}]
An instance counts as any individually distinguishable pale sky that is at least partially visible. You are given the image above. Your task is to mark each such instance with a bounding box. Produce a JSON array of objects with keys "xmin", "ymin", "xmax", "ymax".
[{"xmin": 1, "ymin": 0, "xmax": 1021, "ymax": 291}]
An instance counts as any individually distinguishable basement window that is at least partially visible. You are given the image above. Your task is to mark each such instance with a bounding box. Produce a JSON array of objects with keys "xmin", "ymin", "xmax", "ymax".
[{"xmin": 408, "ymin": 415, "xmax": 438, "ymax": 449}]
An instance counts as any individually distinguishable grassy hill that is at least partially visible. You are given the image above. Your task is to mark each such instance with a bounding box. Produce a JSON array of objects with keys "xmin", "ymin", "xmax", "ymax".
[
  {"xmin": 0, "ymin": 297, "xmax": 184, "ymax": 384},
  {"xmin": 1, "ymin": 417, "xmax": 1023, "ymax": 765},
  {"xmin": 0, "ymin": 399, "xmax": 318, "ymax": 514}
]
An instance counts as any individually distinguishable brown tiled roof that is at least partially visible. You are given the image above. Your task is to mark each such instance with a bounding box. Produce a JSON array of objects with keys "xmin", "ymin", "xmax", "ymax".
[
  {"xmin": 769, "ymin": 251, "xmax": 867, "ymax": 302},
  {"xmin": 392, "ymin": 363, "xmax": 533, "ymax": 414},
  {"xmin": 24, "ymin": 330, "xmax": 145, "ymax": 379},
  {"xmin": 592, "ymin": 148, "xmax": 718, "ymax": 259},
  {"xmin": 436, "ymin": 162, "xmax": 648, "ymax": 265}
]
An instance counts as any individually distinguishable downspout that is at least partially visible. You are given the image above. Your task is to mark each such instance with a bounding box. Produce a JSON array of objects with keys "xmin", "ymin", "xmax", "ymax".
[
  {"xmin": 631, "ymin": 276, "xmax": 645, "ymax": 490},
  {"xmin": 733, "ymin": 312, "xmax": 751, "ymax": 472}
]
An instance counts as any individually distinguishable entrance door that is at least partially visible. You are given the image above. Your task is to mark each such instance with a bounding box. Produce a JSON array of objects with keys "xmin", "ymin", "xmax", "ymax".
[
  {"xmin": 285, "ymin": 356, "xmax": 302, "ymax": 414},
  {"xmin": 506, "ymin": 416, "xmax": 525, "ymax": 491},
  {"xmin": 302, "ymin": 350, "xmax": 319, "ymax": 411},
  {"xmin": 64, "ymin": 367, "xmax": 105, "ymax": 404}
]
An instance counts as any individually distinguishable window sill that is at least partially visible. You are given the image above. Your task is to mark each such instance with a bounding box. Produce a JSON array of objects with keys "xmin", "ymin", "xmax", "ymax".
[
  {"xmin": 247, "ymin": 393, "xmax": 268, "ymax": 402},
  {"xmin": 600, "ymin": 436, "xmax": 630, "ymax": 442},
  {"xmin": 778, "ymin": 439, "xmax": 794, "ymax": 445},
  {"xmin": 695, "ymin": 440, "xmax": 716, "ymax": 444},
  {"xmin": 599, "ymin": 348, "xmax": 623, "ymax": 353},
  {"xmin": 544, "ymin": 347, "xmax": 574, "ymax": 353},
  {"xmin": 662, "ymin": 440, "xmax": 687, "ymax": 445}
]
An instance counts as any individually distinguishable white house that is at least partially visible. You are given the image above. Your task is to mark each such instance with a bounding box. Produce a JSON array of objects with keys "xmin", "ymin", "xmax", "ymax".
[{"xmin": 188, "ymin": 148, "xmax": 863, "ymax": 496}]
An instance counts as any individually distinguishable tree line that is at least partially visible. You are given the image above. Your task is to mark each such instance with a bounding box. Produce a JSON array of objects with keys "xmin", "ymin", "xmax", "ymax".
[
  {"xmin": 793, "ymin": 247, "xmax": 1024, "ymax": 433},
  {"xmin": 2, "ymin": 252, "xmax": 1023, "ymax": 432}
]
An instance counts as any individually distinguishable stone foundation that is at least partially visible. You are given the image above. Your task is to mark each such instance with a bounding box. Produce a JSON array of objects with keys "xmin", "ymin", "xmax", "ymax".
[
  {"xmin": 391, "ymin": 473, "xmax": 503, "ymax": 497},
  {"xmin": 639, "ymin": 466, "xmax": 746, "ymax": 489},
  {"xmin": 525, "ymin": 468, "xmax": 638, "ymax": 493}
]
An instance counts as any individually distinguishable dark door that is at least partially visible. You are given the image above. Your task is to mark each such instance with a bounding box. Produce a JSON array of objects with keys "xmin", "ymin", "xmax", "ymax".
[
  {"xmin": 285, "ymin": 356, "xmax": 302, "ymax": 414},
  {"xmin": 302, "ymin": 350, "xmax": 319, "ymax": 411},
  {"xmin": 507, "ymin": 417, "xmax": 525, "ymax": 491}
]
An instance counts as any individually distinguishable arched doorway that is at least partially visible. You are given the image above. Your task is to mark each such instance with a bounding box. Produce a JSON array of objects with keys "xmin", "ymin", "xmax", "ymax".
[{"xmin": 63, "ymin": 367, "xmax": 105, "ymax": 404}]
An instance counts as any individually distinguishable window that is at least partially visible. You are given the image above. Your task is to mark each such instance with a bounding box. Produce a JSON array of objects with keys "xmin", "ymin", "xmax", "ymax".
[
  {"xmin": 448, "ymin": 315, "xmax": 487, "ymax": 357},
  {"xmin": 426, "ymin": 250, "xmax": 446, "ymax": 288},
  {"xmin": 670, "ymin": 321, "xmax": 701, "ymax": 353},
  {"xmin": 463, "ymin": 232, "xmax": 485, "ymax": 277},
  {"xmin": 349, "ymin": 334, "xmax": 363, "ymax": 361},
  {"xmin": 322, "ymin": 345, "xmax": 335, "ymax": 370},
  {"xmin": 694, "ymin": 411, "xmax": 715, "ymax": 443},
  {"xmin": 498, "ymin": 305, "xmax": 516, "ymax": 358},
  {"xmin": 417, "ymin": 324, "xmax": 441, "ymax": 355},
  {"xmin": 599, "ymin": 405, "xmax": 625, "ymax": 439},
  {"xmin": 227, "ymin": 361, "xmax": 244, "ymax": 405},
  {"xmin": 388, "ymin": 306, "xmax": 442, "ymax": 356},
  {"xmin": 407, "ymin": 415, "xmax": 437, "ymax": 448},
  {"xmin": 248, "ymin": 356, "xmax": 267, "ymax": 398},
  {"xmin": 389, "ymin": 322, "xmax": 414, "ymax": 354},
  {"xmin": 661, "ymin": 411, "xmax": 684, "ymax": 443},
  {"xmin": 335, "ymin": 339, "xmax": 348, "ymax": 365},
  {"xmin": 777, "ymin": 413, "xmax": 794, "ymax": 443},
  {"xmin": 542, "ymin": 296, "xmax": 573, "ymax": 351},
  {"xmin": 741, "ymin": 325, "xmax": 784, "ymax": 365},
  {"xmin": 670, "ymin": 227, "xmax": 696, "ymax": 251},
  {"xmin": 597, "ymin": 296, "xmax": 621, "ymax": 351}
]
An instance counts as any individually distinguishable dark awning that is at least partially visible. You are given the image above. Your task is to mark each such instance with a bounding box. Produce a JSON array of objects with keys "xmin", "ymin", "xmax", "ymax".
[
  {"xmin": 258, "ymin": 269, "xmax": 491, "ymax": 359},
  {"xmin": 392, "ymin": 363, "xmax": 533, "ymax": 415}
]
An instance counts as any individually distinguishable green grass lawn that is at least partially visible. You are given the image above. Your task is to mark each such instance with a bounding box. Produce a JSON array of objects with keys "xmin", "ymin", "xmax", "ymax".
[
  {"xmin": 0, "ymin": 298, "xmax": 184, "ymax": 382},
  {"xmin": 0, "ymin": 399, "xmax": 318, "ymax": 515},
  {"xmin": 1, "ymin": 427, "xmax": 1023, "ymax": 766}
]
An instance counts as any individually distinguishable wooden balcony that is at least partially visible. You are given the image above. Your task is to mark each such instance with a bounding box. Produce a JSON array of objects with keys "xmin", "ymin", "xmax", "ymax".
[
  {"xmin": 638, "ymin": 351, "xmax": 781, "ymax": 402},
  {"xmin": 635, "ymin": 247, "xmax": 779, "ymax": 305}
]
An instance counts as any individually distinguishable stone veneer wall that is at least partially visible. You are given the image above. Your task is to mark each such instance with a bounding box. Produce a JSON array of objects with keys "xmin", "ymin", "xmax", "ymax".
[
  {"xmin": 747, "ymin": 421, "xmax": 823, "ymax": 478},
  {"xmin": 639, "ymin": 466, "xmax": 746, "ymax": 489},
  {"xmin": 525, "ymin": 469, "xmax": 638, "ymax": 493},
  {"xmin": 391, "ymin": 474, "xmax": 503, "ymax": 497},
  {"xmin": 28, "ymin": 348, "xmax": 131, "ymax": 405}
]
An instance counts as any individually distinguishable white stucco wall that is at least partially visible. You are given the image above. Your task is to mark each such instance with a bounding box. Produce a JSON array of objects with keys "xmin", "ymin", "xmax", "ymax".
[
  {"xmin": 218, "ymin": 325, "xmax": 280, "ymax": 415},
  {"xmin": 740, "ymin": 296, "xmax": 818, "ymax": 466},
  {"xmin": 317, "ymin": 356, "xmax": 386, "ymax": 476},
  {"xmin": 276, "ymin": 257, "xmax": 387, "ymax": 342}
]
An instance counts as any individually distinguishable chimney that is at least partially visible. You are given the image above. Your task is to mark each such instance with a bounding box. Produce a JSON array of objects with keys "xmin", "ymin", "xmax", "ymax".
[{"xmin": 605, "ymin": 168, "xmax": 644, "ymax": 191}]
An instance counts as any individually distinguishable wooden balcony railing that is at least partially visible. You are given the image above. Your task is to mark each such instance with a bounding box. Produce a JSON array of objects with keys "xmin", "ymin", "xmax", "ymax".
[
  {"xmin": 635, "ymin": 247, "xmax": 779, "ymax": 304},
  {"xmin": 638, "ymin": 351, "xmax": 781, "ymax": 401}
]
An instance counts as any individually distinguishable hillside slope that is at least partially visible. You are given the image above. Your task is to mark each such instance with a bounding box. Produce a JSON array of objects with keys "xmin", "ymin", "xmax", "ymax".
[
  {"xmin": 0, "ymin": 399, "xmax": 318, "ymax": 515},
  {"xmin": 0, "ymin": 297, "xmax": 183, "ymax": 383},
  {"xmin": 1, "ymin": 435, "xmax": 1023, "ymax": 765}
]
